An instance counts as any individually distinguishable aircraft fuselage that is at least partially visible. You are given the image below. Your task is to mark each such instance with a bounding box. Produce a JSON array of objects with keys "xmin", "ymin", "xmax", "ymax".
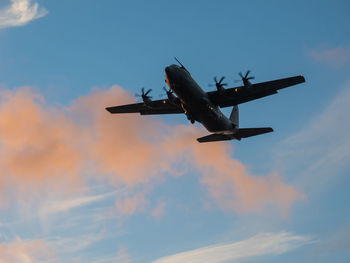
[{"xmin": 165, "ymin": 64, "xmax": 234, "ymax": 134}]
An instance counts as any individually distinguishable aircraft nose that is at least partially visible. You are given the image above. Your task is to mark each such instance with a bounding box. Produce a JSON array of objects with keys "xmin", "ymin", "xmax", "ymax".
[
  {"xmin": 165, "ymin": 64, "xmax": 178, "ymax": 79},
  {"xmin": 166, "ymin": 65, "xmax": 175, "ymax": 74},
  {"xmin": 165, "ymin": 66, "xmax": 171, "ymax": 75}
]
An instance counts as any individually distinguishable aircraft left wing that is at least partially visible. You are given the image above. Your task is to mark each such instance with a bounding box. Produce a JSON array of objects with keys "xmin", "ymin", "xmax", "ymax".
[
  {"xmin": 207, "ymin": 75, "xmax": 305, "ymax": 108},
  {"xmin": 106, "ymin": 99, "xmax": 184, "ymax": 115}
]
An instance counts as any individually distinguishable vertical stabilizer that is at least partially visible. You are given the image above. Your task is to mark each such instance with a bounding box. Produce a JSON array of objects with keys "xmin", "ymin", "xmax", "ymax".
[{"xmin": 230, "ymin": 105, "xmax": 239, "ymax": 128}]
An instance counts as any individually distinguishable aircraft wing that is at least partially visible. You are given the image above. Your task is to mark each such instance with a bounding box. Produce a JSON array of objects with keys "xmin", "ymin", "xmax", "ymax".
[
  {"xmin": 106, "ymin": 99, "xmax": 184, "ymax": 115},
  {"xmin": 207, "ymin": 75, "xmax": 305, "ymax": 108}
]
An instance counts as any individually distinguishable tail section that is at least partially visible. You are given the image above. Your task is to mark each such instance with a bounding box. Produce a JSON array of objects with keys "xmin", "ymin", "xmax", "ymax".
[
  {"xmin": 197, "ymin": 127, "xmax": 273, "ymax": 143},
  {"xmin": 197, "ymin": 134, "xmax": 232, "ymax": 143},
  {"xmin": 234, "ymin": 127, "xmax": 273, "ymax": 140},
  {"xmin": 230, "ymin": 105, "xmax": 239, "ymax": 128}
]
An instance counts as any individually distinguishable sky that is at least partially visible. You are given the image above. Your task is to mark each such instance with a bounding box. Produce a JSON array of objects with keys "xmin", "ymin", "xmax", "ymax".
[{"xmin": 0, "ymin": 0, "xmax": 349, "ymax": 262}]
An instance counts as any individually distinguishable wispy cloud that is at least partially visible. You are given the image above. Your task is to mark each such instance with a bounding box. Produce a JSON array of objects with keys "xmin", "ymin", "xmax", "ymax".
[
  {"xmin": 152, "ymin": 232, "xmax": 312, "ymax": 263},
  {"xmin": 116, "ymin": 245, "xmax": 133, "ymax": 263},
  {"xmin": 40, "ymin": 191, "xmax": 117, "ymax": 216},
  {"xmin": 49, "ymin": 232, "xmax": 106, "ymax": 254},
  {"xmin": 0, "ymin": 238, "xmax": 55, "ymax": 263},
  {"xmin": 310, "ymin": 44, "xmax": 350, "ymax": 68},
  {"xmin": 151, "ymin": 201, "xmax": 166, "ymax": 219},
  {"xmin": 0, "ymin": 0, "xmax": 48, "ymax": 29},
  {"xmin": 276, "ymin": 83, "xmax": 350, "ymax": 191}
]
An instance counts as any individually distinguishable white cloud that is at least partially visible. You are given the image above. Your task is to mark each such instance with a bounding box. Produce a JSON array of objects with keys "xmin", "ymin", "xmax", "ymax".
[
  {"xmin": 275, "ymin": 84, "xmax": 350, "ymax": 191},
  {"xmin": 49, "ymin": 233, "xmax": 105, "ymax": 254},
  {"xmin": 152, "ymin": 232, "xmax": 312, "ymax": 263},
  {"xmin": 310, "ymin": 44, "xmax": 350, "ymax": 68},
  {"xmin": 40, "ymin": 191, "xmax": 117, "ymax": 216},
  {"xmin": 0, "ymin": 0, "xmax": 48, "ymax": 29}
]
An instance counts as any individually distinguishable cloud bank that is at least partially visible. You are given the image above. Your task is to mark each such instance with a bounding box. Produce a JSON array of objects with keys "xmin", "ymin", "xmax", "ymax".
[
  {"xmin": 152, "ymin": 232, "xmax": 312, "ymax": 263},
  {"xmin": 0, "ymin": 0, "xmax": 48, "ymax": 29},
  {"xmin": 0, "ymin": 86, "xmax": 304, "ymax": 215}
]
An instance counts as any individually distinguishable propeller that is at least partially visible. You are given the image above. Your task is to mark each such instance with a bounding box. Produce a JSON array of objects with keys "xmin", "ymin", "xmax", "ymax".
[
  {"xmin": 135, "ymin": 87, "xmax": 152, "ymax": 102},
  {"xmin": 209, "ymin": 76, "xmax": 228, "ymax": 91},
  {"xmin": 235, "ymin": 70, "xmax": 255, "ymax": 85},
  {"xmin": 159, "ymin": 86, "xmax": 176, "ymax": 103},
  {"xmin": 163, "ymin": 86, "xmax": 173, "ymax": 97},
  {"xmin": 159, "ymin": 87, "xmax": 172, "ymax": 97}
]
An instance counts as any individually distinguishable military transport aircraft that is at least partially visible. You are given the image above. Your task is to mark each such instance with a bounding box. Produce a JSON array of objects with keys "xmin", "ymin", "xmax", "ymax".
[{"xmin": 106, "ymin": 58, "xmax": 305, "ymax": 143}]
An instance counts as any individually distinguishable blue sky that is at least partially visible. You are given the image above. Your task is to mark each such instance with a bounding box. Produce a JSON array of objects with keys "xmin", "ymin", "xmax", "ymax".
[{"xmin": 0, "ymin": 0, "xmax": 349, "ymax": 262}]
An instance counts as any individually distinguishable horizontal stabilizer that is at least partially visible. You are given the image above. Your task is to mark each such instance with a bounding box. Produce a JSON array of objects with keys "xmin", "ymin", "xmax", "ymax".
[
  {"xmin": 235, "ymin": 127, "xmax": 273, "ymax": 139},
  {"xmin": 197, "ymin": 127, "xmax": 273, "ymax": 143},
  {"xmin": 197, "ymin": 134, "xmax": 232, "ymax": 143}
]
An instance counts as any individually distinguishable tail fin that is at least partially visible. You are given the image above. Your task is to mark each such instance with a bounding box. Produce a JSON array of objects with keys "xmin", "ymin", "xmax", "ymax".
[
  {"xmin": 230, "ymin": 105, "xmax": 239, "ymax": 128},
  {"xmin": 197, "ymin": 127, "xmax": 273, "ymax": 143}
]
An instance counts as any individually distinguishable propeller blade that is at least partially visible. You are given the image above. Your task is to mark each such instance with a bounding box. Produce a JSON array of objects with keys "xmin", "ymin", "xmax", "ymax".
[
  {"xmin": 219, "ymin": 76, "xmax": 225, "ymax": 83},
  {"xmin": 141, "ymin": 87, "xmax": 145, "ymax": 94},
  {"xmin": 247, "ymin": 76, "xmax": 255, "ymax": 80},
  {"xmin": 245, "ymin": 70, "xmax": 251, "ymax": 78},
  {"xmin": 214, "ymin": 76, "xmax": 218, "ymax": 83},
  {"xmin": 239, "ymin": 72, "xmax": 244, "ymax": 78},
  {"xmin": 144, "ymin": 89, "xmax": 152, "ymax": 95}
]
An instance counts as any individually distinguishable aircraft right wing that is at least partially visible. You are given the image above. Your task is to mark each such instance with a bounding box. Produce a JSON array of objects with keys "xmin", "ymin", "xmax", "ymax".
[
  {"xmin": 207, "ymin": 75, "xmax": 305, "ymax": 108},
  {"xmin": 106, "ymin": 98, "xmax": 184, "ymax": 115}
]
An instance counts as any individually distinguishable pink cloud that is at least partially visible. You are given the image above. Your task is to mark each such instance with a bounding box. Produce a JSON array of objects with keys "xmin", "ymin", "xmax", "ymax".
[
  {"xmin": 0, "ymin": 86, "xmax": 304, "ymax": 215},
  {"xmin": 0, "ymin": 238, "xmax": 55, "ymax": 262}
]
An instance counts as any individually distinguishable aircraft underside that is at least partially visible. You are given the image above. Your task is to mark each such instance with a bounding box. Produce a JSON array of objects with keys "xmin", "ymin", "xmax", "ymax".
[{"xmin": 105, "ymin": 59, "xmax": 305, "ymax": 143}]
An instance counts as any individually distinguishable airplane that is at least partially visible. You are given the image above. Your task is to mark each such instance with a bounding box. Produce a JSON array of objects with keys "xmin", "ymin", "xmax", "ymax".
[{"xmin": 106, "ymin": 58, "xmax": 305, "ymax": 143}]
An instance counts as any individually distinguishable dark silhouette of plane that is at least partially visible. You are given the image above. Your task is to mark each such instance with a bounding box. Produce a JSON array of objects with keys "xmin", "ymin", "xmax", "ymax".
[{"xmin": 106, "ymin": 58, "xmax": 305, "ymax": 143}]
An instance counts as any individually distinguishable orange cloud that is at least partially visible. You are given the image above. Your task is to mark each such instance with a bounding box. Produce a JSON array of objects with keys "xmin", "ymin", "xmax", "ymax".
[
  {"xmin": 0, "ymin": 86, "xmax": 304, "ymax": 215},
  {"xmin": 0, "ymin": 88, "xmax": 84, "ymax": 204},
  {"xmin": 71, "ymin": 87, "xmax": 171, "ymax": 187},
  {"xmin": 0, "ymin": 238, "xmax": 55, "ymax": 262},
  {"xmin": 159, "ymin": 127, "xmax": 305, "ymax": 215},
  {"xmin": 115, "ymin": 193, "xmax": 147, "ymax": 215}
]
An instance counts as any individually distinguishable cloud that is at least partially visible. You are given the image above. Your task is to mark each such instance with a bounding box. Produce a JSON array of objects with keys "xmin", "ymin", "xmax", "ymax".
[
  {"xmin": 115, "ymin": 192, "xmax": 147, "ymax": 215},
  {"xmin": 151, "ymin": 201, "xmax": 166, "ymax": 219},
  {"xmin": 276, "ymin": 83, "xmax": 350, "ymax": 192},
  {"xmin": 49, "ymin": 232, "xmax": 105, "ymax": 255},
  {"xmin": 0, "ymin": 87, "xmax": 84, "ymax": 206},
  {"xmin": 40, "ymin": 191, "xmax": 117, "ymax": 216},
  {"xmin": 0, "ymin": 0, "xmax": 48, "ymax": 29},
  {"xmin": 116, "ymin": 245, "xmax": 133, "ymax": 263},
  {"xmin": 310, "ymin": 44, "xmax": 350, "ymax": 68},
  {"xmin": 152, "ymin": 231, "xmax": 312, "ymax": 263},
  {"xmin": 0, "ymin": 238, "xmax": 55, "ymax": 263},
  {"xmin": 0, "ymin": 86, "xmax": 303, "ymax": 215}
]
